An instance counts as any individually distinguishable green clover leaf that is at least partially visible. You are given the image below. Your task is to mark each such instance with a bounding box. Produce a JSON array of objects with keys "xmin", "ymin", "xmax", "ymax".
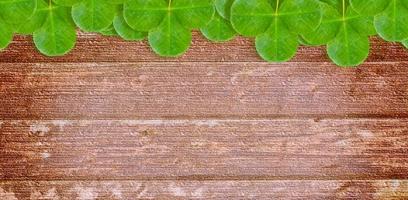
[
  {"xmin": 231, "ymin": 0, "xmax": 322, "ymax": 37},
  {"xmin": 201, "ymin": 2, "xmax": 236, "ymax": 42},
  {"xmin": 201, "ymin": 12, "xmax": 236, "ymax": 42},
  {"xmin": 0, "ymin": 0, "xmax": 36, "ymax": 24},
  {"xmin": 33, "ymin": 1, "xmax": 77, "ymax": 56},
  {"xmin": 148, "ymin": 14, "xmax": 192, "ymax": 56},
  {"xmin": 324, "ymin": 0, "xmax": 375, "ymax": 67},
  {"xmin": 230, "ymin": 0, "xmax": 275, "ymax": 37},
  {"xmin": 320, "ymin": 0, "xmax": 341, "ymax": 10},
  {"xmin": 123, "ymin": 0, "xmax": 167, "ymax": 31},
  {"xmin": 108, "ymin": 0, "xmax": 126, "ymax": 4},
  {"xmin": 231, "ymin": 0, "xmax": 322, "ymax": 62},
  {"xmin": 53, "ymin": 0, "xmax": 81, "ymax": 6},
  {"xmin": 97, "ymin": 5, "xmax": 121, "ymax": 36},
  {"xmin": 99, "ymin": 24, "xmax": 119, "ymax": 36},
  {"xmin": 403, "ymin": 40, "xmax": 408, "ymax": 48},
  {"xmin": 255, "ymin": 19, "xmax": 299, "ymax": 62},
  {"xmin": 349, "ymin": 0, "xmax": 388, "ymax": 16},
  {"xmin": 0, "ymin": 22, "xmax": 13, "ymax": 50},
  {"xmin": 17, "ymin": 0, "xmax": 49, "ymax": 34},
  {"xmin": 72, "ymin": 0, "xmax": 116, "ymax": 32},
  {"xmin": 215, "ymin": 0, "xmax": 234, "ymax": 19},
  {"xmin": 301, "ymin": 1, "xmax": 341, "ymax": 45},
  {"xmin": 374, "ymin": 0, "xmax": 408, "ymax": 42},
  {"xmin": 124, "ymin": 0, "xmax": 214, "ymax": 56},
  {"xmin": 113, "ymin": 9, "xmax": 146, "ymax": 41}
]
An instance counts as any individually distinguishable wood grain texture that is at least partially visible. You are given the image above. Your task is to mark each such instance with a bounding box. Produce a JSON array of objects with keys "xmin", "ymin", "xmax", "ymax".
[
  {"xmin": 0, "ymin": 33, "xmax": 407, "ymax": 63},
  {"xmin": 1, "ymin": 180, "xmax": 408, "ymax": 199},
  {"xmin": 1, "ymin": 62, "xmax": 408, "ymax": 119},
  {"xmin": 1, "ymin": 33, "xmax": 408, "ymax": 199},
  {"xmin": 1, "ymin": 119, "xmax": 407, "ymax": 180}
]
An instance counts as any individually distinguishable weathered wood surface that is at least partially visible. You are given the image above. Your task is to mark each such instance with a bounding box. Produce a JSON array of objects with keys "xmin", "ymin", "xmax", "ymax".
[
  {"xmin": 1, "ymin": 180, "xmax": 408, "ymax": 199},
  {"xmin": 1, "ymin": 33, "xmax": 408, "ymax": 199},
  {"xmin": 1, "ymin": 62, "xmax": 408, "ymax": 119},
  {"xmin": 1, "ymin": 119, "xmax": 408, "ymax": 180}
]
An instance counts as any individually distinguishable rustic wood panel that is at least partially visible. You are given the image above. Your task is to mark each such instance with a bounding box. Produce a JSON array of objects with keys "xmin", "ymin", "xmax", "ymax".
[
  {"xmin": 0, "ymin": 33, "xmax": 407, "ymax": 63},
  {"xmin": 1, "ymin": 119, "xmax": 407, "ymax": 180},
  {"xmin": 1, "ymin": 180, "xmax": 408, "ymax": 199},
  {"xmin": 1, "ymin": 33, "xmax": 408, "ymax": 198},
  {"xmin": 1, "ymin": 62, "xmax": 408, "ymax": 119}
]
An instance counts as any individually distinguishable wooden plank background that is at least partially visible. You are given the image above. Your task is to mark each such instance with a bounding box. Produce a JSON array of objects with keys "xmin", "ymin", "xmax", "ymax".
[{"xmin": 1, "ymin": 32, "xmax": 408, "ymax": 199}]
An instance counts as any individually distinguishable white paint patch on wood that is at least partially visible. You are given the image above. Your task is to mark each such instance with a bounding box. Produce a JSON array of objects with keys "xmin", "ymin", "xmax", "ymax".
[
  {"xmin": 168, "ymin": 183, "xmax": 186, "ymax": 197},
  {"xmin": 103, "ymin": 183, "xmax": 122, "ymax": 199},
  {"xmin": 29, "ymin": 123, "xmax": 50, "ymax": 136},
  {"xmin": 116, "ymin": 120, "xmax": 222, "ymax": 127},
  {"xmin": 191, "ymin": 141, "xmax": 207, "ymax": 147},
  {"xmin": 390, "ymin": 179, "xmax": 401, "ymax": 190},
  {"xmin": 358, "ymin": 130, "xmax": 374, "ymax": 138},
  {"xmin": 19, "ymin": 119, "xmax": 308, "ymax": 128},
  {"xmin": 0, "ymin": 187, "xmax": 18, "ymax": 200},
  {"xmin": 230, "ymin": 69, "xmax": 252, "ymax": 85},
  {"xmin": 192, "ymin": 120, "xmax": 220, "ymax": 127},
  {"xmin": 336, "ymin": 139, "xmax": 351, "ymax": 146},
  {"xmin": 192, "ymin": 187, "xmax": 205, "ymax": 198},
  {"xmin": 51, "ymin": 120, "xmax": 73, "ymax": 131},
  {"xmin": 73, "ymin": 185, "xmax": 97, "ymax": 200},
  {"xmin": 110, "ymin": 185, "xmax": 122, "ymax": 199},
  {"xmin": 41, "ymin": 152, "xmax": 51, "ymax": 159},
  {"xmin": 30, "ymin": 187, "xmax": 59, "ymax": 200},
  {"xmin": 375, "ymin": 180, "xmax": 408, "ymax": 199},
  {"xmin": 35, "ymin": 142, "xmax": 45, "ymax": 146}
]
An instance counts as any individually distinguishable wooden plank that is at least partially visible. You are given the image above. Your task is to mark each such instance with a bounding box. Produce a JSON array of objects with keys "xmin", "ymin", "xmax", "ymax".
[
  {"xmin": 1, "ymin": 33, "xmax": 407, "ymax": 63},
  {"xmin": 1, "ymin": 119, "xmax": 407, "ymax": 180},
  {"xmin": 1, "ymin": 180, "xmax": 408, "ymax": 199},
  {"xmin": 1, "ymin": 62, "xmax": 408, "ymax": 119}
]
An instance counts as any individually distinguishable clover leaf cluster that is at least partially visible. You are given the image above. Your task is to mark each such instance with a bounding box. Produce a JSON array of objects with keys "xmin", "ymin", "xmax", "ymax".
[{"xmin": 0, "ymin": 0, "xmax": 407, "ymax": 67}]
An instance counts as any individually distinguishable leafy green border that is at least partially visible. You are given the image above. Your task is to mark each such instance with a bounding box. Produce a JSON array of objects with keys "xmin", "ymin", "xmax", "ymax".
[{"xmin": 0, "ymin": 0, "xmax": 407, "ymax": 67}]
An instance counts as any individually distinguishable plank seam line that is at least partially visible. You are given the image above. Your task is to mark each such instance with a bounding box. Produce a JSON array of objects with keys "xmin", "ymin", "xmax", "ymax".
[
  {"xmin": 0, "ymin": 61, "xmax": 407, "ymax": 65},
  {"xmin": 2, "ymin": 116, "xmax": 408, "ymax": 121},
  {"xmin": 1, "ymin": 178, "xmax": 408, "ymax": 182}
]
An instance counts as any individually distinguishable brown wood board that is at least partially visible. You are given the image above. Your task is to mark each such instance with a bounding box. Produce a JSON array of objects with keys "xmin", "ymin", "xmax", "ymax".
[{"xmin": 1, "ymin": 33, "xmax": 408, "ymax": 199}]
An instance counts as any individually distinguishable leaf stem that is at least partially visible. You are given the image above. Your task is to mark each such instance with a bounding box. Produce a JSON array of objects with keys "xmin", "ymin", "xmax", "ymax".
[
  {"xmin": 275, "ymin": 0, "xmax": 280, "ymax": 14},
  {"xmin": 48, "ymin": 0, "xmax": 53, "ymax": 11},
  {"xmin": 342, "ymin": 0, "xmax": 345, "ymax": 18}
]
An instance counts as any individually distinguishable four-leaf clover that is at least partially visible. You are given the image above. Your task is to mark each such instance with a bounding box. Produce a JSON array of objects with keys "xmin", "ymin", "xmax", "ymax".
[
  {"xmin": 201, "ymin": 0, "xmax": 236, "ymax": 42},
  {"xmin": 373, "ymin": 0, "xmax": 408, "ymax": 42},
  {"xmin": 231, "ymin": 0, "xmax": 322, "ymax": 62},
  {"xmin": 33, "ymin": 0, "xmax": 77, "ymax": 56},
  {"xmin": 303, "ymin": 0, "xmax": 376, "ymax": 66},
  {"xmin": 123, "ymin": 0, "xmax": 214, "ymax": 56},
  {"xmin": 0, "ymin": 0, "xmax": 37, "ymax": 49}
]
